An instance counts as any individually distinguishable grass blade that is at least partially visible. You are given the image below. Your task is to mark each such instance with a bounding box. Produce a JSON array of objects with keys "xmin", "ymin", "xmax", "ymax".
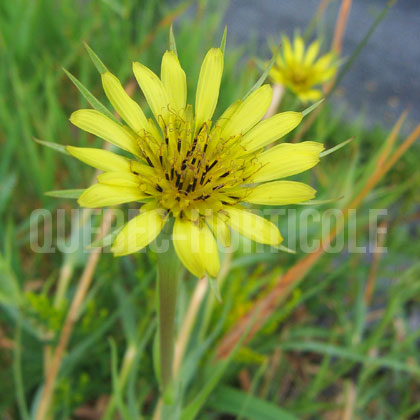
[
  {"xmin": 209, "ymin": 386, "xmax": 298, "ymax": 420},
  {"xmin": 327, "ymin": 0, "xmax": 396, "ymax": 99}
]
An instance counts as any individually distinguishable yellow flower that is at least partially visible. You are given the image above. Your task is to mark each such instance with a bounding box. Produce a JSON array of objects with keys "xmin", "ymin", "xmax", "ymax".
[
  {"xmin": 269, "ymin": 34, "xmax": 337, "ymax": 103},
  {"xmin": 67, "ymin": 41, "xmax": 324, "ymax": 278}
]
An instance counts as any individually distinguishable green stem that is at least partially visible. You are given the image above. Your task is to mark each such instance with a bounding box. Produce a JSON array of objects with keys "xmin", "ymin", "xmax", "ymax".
[{"xmin": 157, "ymin": 224, "xmax": 179, "ymax": 396}]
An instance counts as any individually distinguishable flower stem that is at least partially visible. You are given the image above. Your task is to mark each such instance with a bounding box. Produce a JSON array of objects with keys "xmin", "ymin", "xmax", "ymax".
[{"xmin": 156, "ymin": 225, "xmax": 179, "ymax": 398}]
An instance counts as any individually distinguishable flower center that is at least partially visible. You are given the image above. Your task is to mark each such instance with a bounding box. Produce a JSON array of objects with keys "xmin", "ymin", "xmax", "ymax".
[
  {"xmin": 135, "ymin": 108, "xmax": 259, "ymax": 219},
  {"xmin": 290, "ymin": 68, "xmax": 309, "ymax": 86}
]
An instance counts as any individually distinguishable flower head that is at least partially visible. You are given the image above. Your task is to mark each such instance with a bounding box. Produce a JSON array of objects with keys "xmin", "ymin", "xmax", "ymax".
[
  {"xmin": 269, "ymin": 34, "xmax": 337, "ymax": 103},
  {"xmin": 67, "ymin": 38, "xmax": 324, "ymax": 278}
]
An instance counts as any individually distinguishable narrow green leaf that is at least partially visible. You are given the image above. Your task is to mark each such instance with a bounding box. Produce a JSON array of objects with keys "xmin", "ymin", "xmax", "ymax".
[
  {"xmin": 109, "ymin": 338, "xmax": 134, "ymax": 420},
  {"xmin": 63, "ymin": 68, "xmax": 119, "ymax": 123},
  {"xmin": 209, "ymin": 386, "xmax": 299, "ymax": 420},
  {"xmin": 83, "ymin": 41, "xmax": 108, "ymax": 74},
  {"xmin": 45, "ymin": 189, "xmax": 84, "ymax": 199},
  {"xmin": 33, "ymin": 138, "xmax": 69, "ymax": 155},
  {"xmin": 13, "ymin": 316, "xmax": 30, "ymax": 420},
  {"xmin": 0, "ymin": 174, "xmax": 17, "ymax": 215},
  {"xmin": 326, "ymin": 0, "xmax": 395, "ymax": 100},
  {"xmin": 319, "ymin": 137, "xmax": 355, "ymax": 157},
  {"xmin": 220, "ymin": 25, "xmax": 227, "ymax": 55},
  {"xmin": 169, "ymin": 24, "xmax": 178, "ymax": 56},
  {"xmin": 301, "ymin": 98, "xmax": 325, "ymax": 117},
  {"xmin": 180, "ymin": 309, "xmax": 261, "ymax": 420},
  {"xmin": 0, "ymin": 255, "xmax": 21, "ymax": 306},
  {"xmin": 242, "ymin": 49, "xmax": 278, "ymax": 100},
  {"xmin": 280, "ymin": 340, "xmax": 420, "ymax": 375}
]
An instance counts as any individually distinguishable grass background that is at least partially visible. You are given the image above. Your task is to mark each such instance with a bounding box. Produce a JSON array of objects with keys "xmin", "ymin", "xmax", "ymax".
[{"xmin": 1, "ymin": 0, "xmax": 420, "ymax": 419}]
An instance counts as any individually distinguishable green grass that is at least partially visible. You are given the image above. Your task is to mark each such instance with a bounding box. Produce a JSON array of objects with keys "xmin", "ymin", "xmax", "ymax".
[{"xmin": 1, "ymin": 0, "xmax": 420, "ymax": 419}]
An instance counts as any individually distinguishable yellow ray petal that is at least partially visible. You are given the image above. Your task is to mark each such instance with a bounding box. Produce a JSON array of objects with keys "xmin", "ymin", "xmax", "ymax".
[
  {"xmin": 161, "ymin": 50, "xmax": 187, "ymax": 113},
  {"xmin": 214, "ymin": 99, "xmax": 241, "ymax": 131},
  {"xmin": 282, "ymin": 35, "xmax": 294, "ymax": 65},
  {"xmin": 221, "ymin": 85, "xmax": 273, "ymax": 138},
  {"xmin": 317, "ymin": 67, "xmax": 337, "ymax": 83},
  {"xmin": 198, "ymin": 223, "xmax": 220, "ymax": 278},
  {"xmin": 297, "ymin": 89, "xmax": 323, "ymax": 103},
  {"xmin": 70, "ymin": 109, "xmax": 139, "ymax": 156},
  {"xmin": 195, "ymin": 48, "xmax": 224, "ymax": 130},
  {"xmin": 101, "ymin": 71, "xmax": 149, "ymax": 134},
  {"xmin": 78, "ymin": 183, "xmax": 146, "ymax": 208},
  {"xmin": 206, "ymin": 214, "xmax": 231, "ymax": 247},
  {"xmin": 173, "ymin": 218, "xmax": 205, "ymax": 278},
  {"xmin": 245, "ymin": 181, "xmax": 316, "ymax": 205},
  {"xmin": 225, "ymin": 207, "xmax": 282, "ymax": 245},
  {"xmin": 132, "ymin": 62, "xmax": 170, "ymax": 123},
  {"xmin": 294, "ymin": 36, "xmax": 305, "ymax": 63},
  {"xmin": 241, "ymin": 111, "xmax": 303, "ymax": 152},
  {"xmin": 112, "ymin": 209, "xmax": 166, "ymax": 256},
  {"xmin": 252, "ymin": 141, "xmax": 324, "ymax": 182},
  {"xmin": 314, "ymin": 52, "xmax": 334, "ymax": 70},
  {"xmin": 66, "ymin": 146, "xmax": 131, "ymax": 172},
  {"xmin": 304, "ymin": 40, "xmax": 320, "ymax": 66},
  {"xmin": 130, "ymin": 160, "xmax": 157, "ymax": 179},
  {"xmin": 97, "ymin": 171, "xmax": 140, "ymax": 187}
]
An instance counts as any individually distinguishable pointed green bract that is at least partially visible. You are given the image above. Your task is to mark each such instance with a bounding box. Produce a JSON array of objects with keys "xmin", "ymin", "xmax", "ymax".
[
  {"xmin": 275, "ymin": 244, "xmax": 297, "ymax": 254},
  {"xmin": 63, "ymin": 68, "xmax": 119, "ymax": 123},
  {"xmin": 301, "ymin": 98, "xmax": 325, "ymax": 117},
  {"xmin": 220, "ymin": 26, "xmax": 227, "ymax": 55},
  {"xmin": 169, "ymin": 24, "xmax": 178, "ymax": 56},
  {"xmin": 208, "ymin": 276, "xmax": 222, "ymax": 303},
  {"xmin": 320, "ymin": 137, "xmax": 355, "ymax": 157},
  {"xmin": 242, "ymin": 48, "xmax": 278, "ymax": 100},
  {"xmin": 296, "ymin": 196, "xmax": 344, "ymax": 206},
  {"xmin": 45, "ymin": 189, "xmax": 84, "ymax": 199},
  {"xmin": 83, "ymin": 41, "xmax": 108, "ymax": 74},
  {"xmin": 34, "ymin": 138, "xmax": 69, "ymax": 155}
]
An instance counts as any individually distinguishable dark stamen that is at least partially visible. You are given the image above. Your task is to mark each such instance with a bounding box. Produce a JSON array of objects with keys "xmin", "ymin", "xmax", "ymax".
[
  {"xmin": 175, "ymin": 173, "xmax": 181, "ymax": 188},
  {"xmin": 207, "ymin": 160, "xmax": 218, "ymax": 172},
  {"xmin": 192, "ymin": 177, "xmax": 198, "ymax": 191}
]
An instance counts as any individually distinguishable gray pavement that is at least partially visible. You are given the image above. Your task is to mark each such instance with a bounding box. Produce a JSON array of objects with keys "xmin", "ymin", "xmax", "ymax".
[{"xmin": 222, "ymin": 0, "xmax": 420, "ymax": 133}]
